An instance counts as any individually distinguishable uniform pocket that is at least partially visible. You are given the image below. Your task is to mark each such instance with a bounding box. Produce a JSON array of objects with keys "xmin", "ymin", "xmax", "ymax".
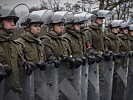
[
  {"xmin": 71, "ymin": 43, "xmax": 79, "ymax": 53},
  {"xmin": 25, "ymin": 52, "xmax": 37, "ymax": 61},
  {"xmin": 0, "ymin": 46, "xmax": 6, "ymax": 63}
]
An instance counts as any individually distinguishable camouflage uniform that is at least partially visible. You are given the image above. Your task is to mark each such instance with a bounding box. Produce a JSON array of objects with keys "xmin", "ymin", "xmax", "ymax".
[
  {"xmin": 0, "ymin": 29, "xmax": 21, "ymax": 94},
  {"xmin": 104, "ymin": 32, "xmax": 121, "ymax": 54},
  {"xmin": 41, "ymin": 31, "xmax": 71, "ymax": 59},
  {"xmin": 63, "ymin": 26, "xmax": 87, "ymax": 57},
  {"xmin": 85, "ymin": 25, "xmax": 105, "ymax": 52}
]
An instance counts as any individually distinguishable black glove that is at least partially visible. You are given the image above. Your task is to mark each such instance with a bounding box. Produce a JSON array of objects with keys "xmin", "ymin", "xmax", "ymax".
[
  {"xmin": 65, "ymin": 56, "xmax": 75, "ymax": 69},
  {"xmin": 81, "ymin": 57, "xmax": 87, "ymax": 66},
  {"xmin": 52, "ymin": 58, "xmax": 60, "ymax": 68},
  {"xmin": 4, "ymin": 65, "xmax": 12, "ymax": 77},
  {"xmin": 117, "ymin": 53, "xmax": 125, "ymax": 59},
  {"xmin": 86, "ymin": 55, "xmax": 96, "ymax": 64},
  {"xmin": 74, "ymin": 57, "xmax": 83, "ymax": 68},
  {"xmin": 0, "ymin": 70, "xmax": 6, "ymax": 82},
  {"xmin": 102, "ymin": 51, "xmax": 114, "ymax": 61},
  {"xmin": 113, "ymin": 54, "xmax": 117, "ymax": 61},
  {"xmin": 36, "ymin": 61, "xmax": 46, "ymax": 71},
  {"xmin": 95, "ymin": 54, "xmax": 103, "ymax": 63},
  {"xmin": 129, "ymin": 51, "xmax": 133, "ymax": 58},
  {"xmin": 23, "ymin": 61, "xmax": 35, "ymax": 76}
]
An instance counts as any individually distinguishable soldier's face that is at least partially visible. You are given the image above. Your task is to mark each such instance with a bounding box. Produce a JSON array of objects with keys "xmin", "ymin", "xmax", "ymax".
[
  {"xmin": 3, "ymin": 18, "xmax": 15, "ymax": 30},
  {"xmin": 74, "ymin": 23, "xmax": 81, "ymax": 31},
  {"xmin": 30, "ymin": 23, "xmax": 41, "ymax": 37},
  {"xmin": 111, "ymin": 27, "xmax": 120, "ymax": 34},
  {"xmin": 130, "ymin": 31, "xmax": 133, "ymax": 36},
  {"xmin": 54, "ymin": 23, "xmax": 64, "ymax": 35},
  {"xmin": 96, "ymin": 18, "xmax": 103, "ymax": 25},
  {"xmin": 123, "ymin": 28, "xmax": 129, "ymax": 35}
]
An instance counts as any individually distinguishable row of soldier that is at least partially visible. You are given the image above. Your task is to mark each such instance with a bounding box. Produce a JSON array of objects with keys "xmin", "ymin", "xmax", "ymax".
[{"xmin": 0, "ymin": 3, "xmax": 133, "ymax": 100}]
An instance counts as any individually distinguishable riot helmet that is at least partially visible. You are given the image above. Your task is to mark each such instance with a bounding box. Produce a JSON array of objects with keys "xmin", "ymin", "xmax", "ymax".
[
  {"xmin": 109, "ymin": 20, "xmax": 124, "ymax": 28},
  {"xmin": 129, "ymin": 24, "xmax": 133, "ymax": 31},
  {"xmin": 20, "ymin": 13, "xmax": 43, "ymax": 28},
  {"xmin": 120, "ymin": 21, "xmax": 129, "ymax": 29}
]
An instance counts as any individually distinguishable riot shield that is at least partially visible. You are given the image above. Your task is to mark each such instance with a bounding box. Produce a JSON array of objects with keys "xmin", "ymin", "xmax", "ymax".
[
  {"xmin": 99, "ymin": 51, "xmax": 114, "ymax": 100},
  {"xmin": 112, "ymin": 53, "xmax": 129, "ymax": 100},
  {"xmin": 0, "ymin": 79, "xmax": 5, "ymax": 100},
  {"xmin": 126, "ymin": 51, "xmax": 133, "ymax": 100},
  {"xmin": 81, "ymin": 57, "xmax": 89, "ymax": 100},
  {"xmin": 4, "ymin": 67, "xmax": 21, "ymax": 100},
  {"xmin": 58, "ymin": 56, "xmax": 82, "ymax": 100},
  {"xmin": 0, "ymin": 67, "xmax": 6, "ymax": 100},
  {"xmin": 21, "ymin": 61, "xmax": 35, "ymax": 100},
  {"xmin": 87, "ymin": 55, "xmax": 100, "ymax": 100},
  {"xmin": 36, "ymin": 60, "xmax": 59, "ymax": 100}
]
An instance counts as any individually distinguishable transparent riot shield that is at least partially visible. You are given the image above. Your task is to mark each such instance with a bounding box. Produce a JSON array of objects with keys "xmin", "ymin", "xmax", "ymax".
[
  {"xmin": 21, "ymin": 62, "xmax": 35, "ymax": 100},
  {"xmin": 126, "ymin": 51, "xmax": 133, "ymax": 100},
  {"xmin": 112, "ymin": 53, "xmax": 129, "ymax": 100},
  {"xmin": 81, "ymin": 57, "xmax": 89, "ymax": 100},
  {"xmin": 0, "ymin": 79, "xmax": 5, "ymax": 100},
  {"xmin": 99, "ymin": 51, "xmax": 114, "ymax": 100},
  {"xmin": 36, "ymin": 60, "xmax": 59, "ymax": 100},
  {"xmin": 87, "ymin": 55, "xmax": 100, "ymax": 100},
  {"xmin": 12, "ymin": 3, "xmax": 30, "ymax": 38},
  {"xmin": 31, "ymin": 9, "xmax": 53, "ymax": 25},
  {"xmin": 4, "ymin": 67, "xmax": 21, "ymax": 100},
  {"xmin": 58, "ymin": 56, "xmax": 82, "ymax": 100},
  {"xmin": 12, "ymin": 3, "xmax": 30, "ymax": 29},
  {"xmin": 0, "ymin": 67, "xmax": 6, "ymax": 100}
]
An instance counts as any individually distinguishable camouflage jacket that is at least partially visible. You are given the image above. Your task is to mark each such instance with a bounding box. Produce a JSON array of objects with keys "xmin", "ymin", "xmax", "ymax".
[
  {"xmin": 41, "ymin": 31, "xmax": 71, "ymax": 59},
  {"xmin": 85, "ymin": 24, "xmax": 105, "ymax": 52},
  {"xmin": 117, "ymin": 33, "xmax": 131, "ymax": 52},
  {"xmin": 63, "ymin": 27, "xmax": 87, "ymax": 57},
  {"xmin": 104, "ymin": 32, "xmax": 121, "ymax": 54},
  {"xmin": 0, "ymin": 29, "xmax": 20, "ymax": 91},
  {"xmin": 16, "ymin": 31, "xmax": 45, "ymax": 62}
]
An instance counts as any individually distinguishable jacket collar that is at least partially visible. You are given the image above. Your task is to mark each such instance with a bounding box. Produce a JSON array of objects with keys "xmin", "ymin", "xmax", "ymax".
[{"xmin": 0, "ymin": 29, "xmax": 14, "ymax": 42}]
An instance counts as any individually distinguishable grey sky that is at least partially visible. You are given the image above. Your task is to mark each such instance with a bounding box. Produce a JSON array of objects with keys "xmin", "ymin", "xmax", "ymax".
[{"xmin": 0, "ymin": 0, "xmax": 78, "ymax": 8}]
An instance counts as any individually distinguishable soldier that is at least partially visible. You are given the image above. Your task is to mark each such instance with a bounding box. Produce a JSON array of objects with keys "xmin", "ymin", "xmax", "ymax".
[
  {"xmin": 126, "ymin": 24, "xmax": 133, "ymax": 100},
  {"xmin": 117, "ymin": 21, "xmax": 131, "ymax": 52},
  {"xmin": 104, "ymin": 20, "xmax": 124, "ymax": 53},
  {"xmin": 63, "ymin": 12, "xmax": 87, "ymax": 57},
  {"xmin": 16, "ymin": 13, "xmax": 46, "ymax": 100},
  {"xmin": 41, "ymin": 11, "xmax": 72, "ymax": 59},
  {"xmin": 129, "ymin": 24, "xmax": 133, "ymax": 50},
  {"xmin": 62, "ymin": 12, "xmax": 89, "ymax": 100},
  {"xmin": 0, "ymin": 7, "xmax": 22, "ymax": 100},
  {"xmin": 41, "ymin": 11, "xmax": 72, "ymax": 100},
  {"xmin": 85, "ymin": 10, "xmax": 110, "ymax": 52},
  {"xmin": 105, "ymin": 20, "xmax": 127, "ymax": 100}
]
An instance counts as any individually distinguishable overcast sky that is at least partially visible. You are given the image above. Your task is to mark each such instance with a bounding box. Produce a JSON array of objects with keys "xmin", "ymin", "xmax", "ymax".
[{"xmin": 0, "ymin": 0, "xmax": 78, "ymax": 8}]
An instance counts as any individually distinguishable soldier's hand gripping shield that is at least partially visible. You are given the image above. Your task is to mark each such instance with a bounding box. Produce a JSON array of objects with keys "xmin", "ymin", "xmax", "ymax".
[
  {"xmin": 80, "ymin": 56, "xmax": 89, "ymax": 100},
  {"xmin": 58, "ymin": 56, "xmax": 83, "ymax": 100},
  {"xmin": 86, "ymin": 53, "xmax": 100, "ymax": 100},
  {"xmin": 0, "ymin": 65, "xmax": 12, "ymax": 100},
  {"xmin": 35, "ymin": 58, "xmax": 60, "ymax": 100},
  {"xmin": 112, "ymin": 52, "xmax": 129, "ymax": 100},
  {"xmin": 3, "ymin": 65, "xmax": 21, "ymax": 100},
  {"xmin": 98, "ymin": 51, "xmax": 114, "ymax": 100},
  {"xmin": 127, "ymin": 51, "xmax": 133, "ymax": 100},
  {"xmin": 21, "ymin": 61, "xmax": 35, "ymax": 100}
]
